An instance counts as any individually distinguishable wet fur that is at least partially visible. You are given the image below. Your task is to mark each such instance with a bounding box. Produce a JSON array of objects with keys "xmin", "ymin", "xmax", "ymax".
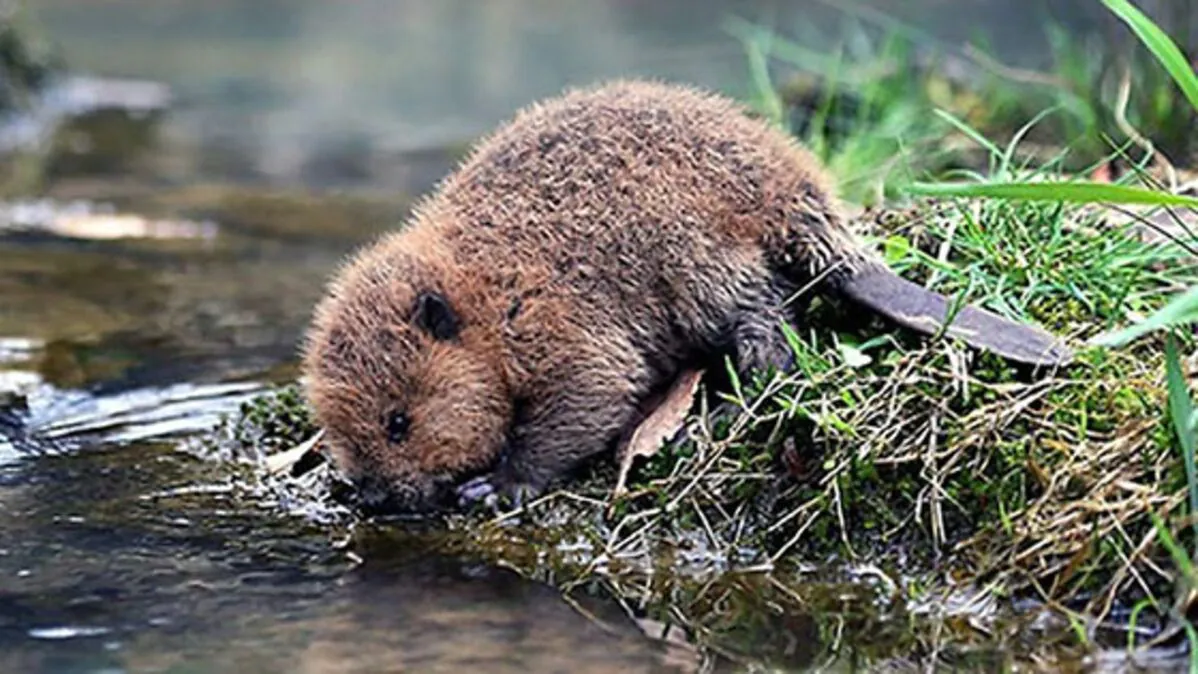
[{"xmin": 302, "ymin": 79, "xmax": 1068, "ymax": 513}]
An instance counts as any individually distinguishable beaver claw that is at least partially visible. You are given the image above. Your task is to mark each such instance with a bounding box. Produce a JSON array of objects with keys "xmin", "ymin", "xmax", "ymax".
[
  {"xmin": 456, "ymin": 476, "xmax": 500, "ymax": 511},
  {"xmin": 455, "ymin": 475, "xmax": 535, "ymax": 514}
]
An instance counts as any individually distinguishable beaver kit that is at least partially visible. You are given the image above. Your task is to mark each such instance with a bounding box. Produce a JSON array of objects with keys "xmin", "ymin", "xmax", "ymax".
[{"xmin": 301, "ymin": 79, "xmax": 1071, "ymax": 515}]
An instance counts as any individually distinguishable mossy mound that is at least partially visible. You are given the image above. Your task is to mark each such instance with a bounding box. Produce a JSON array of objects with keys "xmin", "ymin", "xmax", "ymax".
[{"xmin": 210, "ymin": 188, "xmax": 1194, "ymax": 667}]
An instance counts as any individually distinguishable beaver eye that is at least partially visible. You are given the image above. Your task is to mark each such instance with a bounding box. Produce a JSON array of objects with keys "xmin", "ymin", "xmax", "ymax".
[{"xmin": 386, "ymin": 412, "xmax": 410, "ymax": 444}]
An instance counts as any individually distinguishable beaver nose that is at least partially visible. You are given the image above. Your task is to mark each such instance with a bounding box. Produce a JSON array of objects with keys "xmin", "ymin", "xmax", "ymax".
[
  {"xmin": 351, "ymin": 474, "xmax": 428, "ymax": 515},
  {"xmin": 352, "ymin": 474, "xmax": 403, "ymax": 514}
]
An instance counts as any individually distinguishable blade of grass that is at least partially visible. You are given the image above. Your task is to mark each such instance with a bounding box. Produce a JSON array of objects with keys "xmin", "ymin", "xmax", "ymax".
[
  {"xmin": 933, "ymin": 108, "xmax": 1002, "ymax": 160},
  {"xmin": 1091, "ymin": 285, "xmax": 1198, "ymax": 346},
  {"xmin": 1165, "ymin": 334, "xmax": 1198, "ymax": 554},
  {"xmin": 1000, "ymin": 105, "xmax": 1063, "ymax": 175},
  {"xmin": 1102, "ymin": 0, "xmax": 1198, "ymax": 114},
  {"xmin": 906, "ymin": 181, "xmax": 1198, "ymax": 208},
  {"xmin": 743, "ymin": 32, "xmax": 785, "ymax": 127},
  {"xmin": 1128, "ymin": 598, "xmax": 1153, "ymax": 651},
  {"xmin": 1186, "ymin": 622, "xmax": 1198, "ymax": 674},
  {"xmin": 1152, "ymin": 512, "xmax": 1198, "ymax": 587}
]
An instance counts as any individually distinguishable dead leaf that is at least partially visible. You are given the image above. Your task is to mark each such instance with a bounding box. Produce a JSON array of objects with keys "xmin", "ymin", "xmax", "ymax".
[
  {"xmin": 264, "ymin": 428, "xmax": 325, "ymax": 476},
  {"xmin": 610, "ymin": 369, "xmax": 704, "ymax": 501}
]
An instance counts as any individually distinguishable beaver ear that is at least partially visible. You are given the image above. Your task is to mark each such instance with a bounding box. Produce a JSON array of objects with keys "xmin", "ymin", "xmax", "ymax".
[{"xmin": 414, "ymin": 291, "xmax": 460, "ymax": 341}]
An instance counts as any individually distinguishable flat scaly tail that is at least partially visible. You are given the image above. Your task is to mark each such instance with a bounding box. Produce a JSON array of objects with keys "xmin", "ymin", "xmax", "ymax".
[{"xmin": 833, "ymin": 264, "xmax": 1073, "ymax": 367}]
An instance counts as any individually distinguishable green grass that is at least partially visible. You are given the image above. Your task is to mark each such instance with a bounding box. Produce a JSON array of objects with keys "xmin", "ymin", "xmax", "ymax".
[
  {"xmin": 727, "ymin": 1, "xmax": 1198, "ymax": 204},
  {"xmin": 1093, "ymin": 1, "xmax": 1198, "ymax": 622},
  {"xmin": 1104, "ymin": 0, "xmax": 1198, "ymax": 114},
  {"xmin": 726, "ymin": 15, "xmax": 960, "ymax": 204},
  {"xmin": 903, "ymin": 0, "xmax": 1198, "ymax": 662},
  {"xmin": 907, "ymin": 180, "xmax": 1198, "ymax": 209}
]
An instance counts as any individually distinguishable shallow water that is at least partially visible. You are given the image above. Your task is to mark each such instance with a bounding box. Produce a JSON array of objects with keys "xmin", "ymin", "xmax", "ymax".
[
  {"xmin": 0, "ymin": 443, "xmax": 691, "ymax": 673},
  {"xmin": 0, "ymin": 1, "xmax": 1178, "ymax": 672}
]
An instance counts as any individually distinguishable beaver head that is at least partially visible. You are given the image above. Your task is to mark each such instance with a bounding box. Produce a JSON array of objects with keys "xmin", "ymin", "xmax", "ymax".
[{"xmin": 302, "ymin": 239, "xmax": 512, "ymax": 514}]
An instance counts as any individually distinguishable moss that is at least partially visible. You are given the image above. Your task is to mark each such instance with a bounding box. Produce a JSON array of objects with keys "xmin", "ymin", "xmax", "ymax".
[{"xmin": 227, "ymin": 383, "xmax": 316, "ymax": 453}]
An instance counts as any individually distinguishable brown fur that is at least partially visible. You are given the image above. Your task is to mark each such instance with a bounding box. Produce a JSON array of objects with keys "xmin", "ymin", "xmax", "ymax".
[{"xmin": 302, "ymin": 79, "xmax": 1067, "ymax": 514}]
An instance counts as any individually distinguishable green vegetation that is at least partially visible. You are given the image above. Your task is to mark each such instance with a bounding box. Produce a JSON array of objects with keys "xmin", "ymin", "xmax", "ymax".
[{"xmin": 729, "ymin": 0, "xmax": 1198, "ymax": 205}]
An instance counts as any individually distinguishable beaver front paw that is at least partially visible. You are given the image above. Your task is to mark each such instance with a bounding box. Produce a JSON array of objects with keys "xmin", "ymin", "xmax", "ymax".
[
  {"xmin": 455, "ymin": 475, "xmax": 537, "ymax": 514},
  {"xmin": 455, "ymin": 476, "xmax": 500, "ymax": 511}
]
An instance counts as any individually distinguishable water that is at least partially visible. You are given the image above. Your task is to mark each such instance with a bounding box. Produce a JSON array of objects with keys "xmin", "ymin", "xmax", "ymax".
[
  {"xmin": 0, "ymin": 1, "xmax": 1171, "ymax": 671},
  {"xmin": 0, "ymin": 443, "xmax": 685, "ymax": 673}
]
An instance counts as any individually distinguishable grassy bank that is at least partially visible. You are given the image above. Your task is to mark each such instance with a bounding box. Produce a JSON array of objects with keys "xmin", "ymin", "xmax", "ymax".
[{"xmin": 211, "ymin": 160, "xmax": 1197, "ymax": 667}]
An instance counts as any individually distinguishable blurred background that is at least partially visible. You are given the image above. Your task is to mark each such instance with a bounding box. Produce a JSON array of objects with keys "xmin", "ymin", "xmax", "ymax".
[{"xmin": 13, "ymin": 0, "xmax": 1195, "ymax": 191}]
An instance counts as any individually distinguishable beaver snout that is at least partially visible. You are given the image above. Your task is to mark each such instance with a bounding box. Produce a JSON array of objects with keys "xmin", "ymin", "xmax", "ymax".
[
  {"xmin": 349, "ymin": 473, "xmax": 463, "ymax": 516},
  {"xmin": 351, "ymin": 474, "xmax": 428, "ymax": 516},
  {"xmin": 351, "ymin": 474, "xmax": 403, "ymax": 515}
]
